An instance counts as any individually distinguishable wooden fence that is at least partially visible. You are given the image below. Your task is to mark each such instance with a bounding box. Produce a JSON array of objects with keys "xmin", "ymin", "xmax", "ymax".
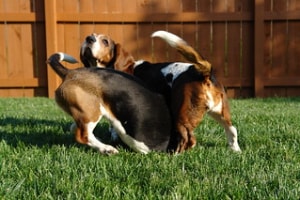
[{"xmin": 0, "ymin": 0, "xmax": 299, "ymax": 98}]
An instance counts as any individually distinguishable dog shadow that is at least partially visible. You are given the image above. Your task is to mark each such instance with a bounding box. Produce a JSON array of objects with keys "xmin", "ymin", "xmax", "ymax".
[
  {"xmin": 0, "ymin": 116, "xmax": 224, "ymax": 152},
  {"xmin": 0, "ymin": 117, "xmax": 122, "ymax": 150}
]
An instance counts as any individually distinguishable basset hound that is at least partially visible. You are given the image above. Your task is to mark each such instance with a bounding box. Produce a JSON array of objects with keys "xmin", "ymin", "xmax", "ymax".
[
  {"xmin": 46, "ymin": 52, "xmax": 172, "ymax": 154},
  {"xmin": 80, "ymin": 30, "xmax": 241, "ymax": 153}
]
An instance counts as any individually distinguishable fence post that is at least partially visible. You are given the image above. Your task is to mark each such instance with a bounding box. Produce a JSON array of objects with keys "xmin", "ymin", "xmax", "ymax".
[
  {"xmin": 44, "ymin": 0, "xmax": 58, "ymax": 98},
  {"xmin": 254, "ymin": 0, "xmax": 265, "ymax": 97}
]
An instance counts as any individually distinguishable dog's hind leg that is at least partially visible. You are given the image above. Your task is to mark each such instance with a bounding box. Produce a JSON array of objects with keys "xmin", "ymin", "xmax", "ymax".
[
  {"xmin": 208, "ymin": 101, "xmax": 241, "ymax": 152},
  {"xmin": 175, "ymin": 123, "xmax": 198, "ymax": 153},
  {"xmin": 99, "ymin": 103, "xmax": 150, "ymax": 154},
  {"xmin": 174, "ymin": 102, "xmax": 207, "ymax": 153},
  {"xmin": 111, "ymin": 119, "xmax": 150, "ymax": 154},
  {"xmin": 72, "ymin": 120, "xmax": 119, "ymax": 155},
  {"xmin": 172, "ymin": 83, "xmax": 208, "ymax": 153}
]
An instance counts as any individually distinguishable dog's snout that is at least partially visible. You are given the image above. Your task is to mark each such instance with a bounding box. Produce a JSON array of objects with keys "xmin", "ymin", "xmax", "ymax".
[{"xmin": 86, "ymin": 35, "xmax": 96, "ymax": 44}]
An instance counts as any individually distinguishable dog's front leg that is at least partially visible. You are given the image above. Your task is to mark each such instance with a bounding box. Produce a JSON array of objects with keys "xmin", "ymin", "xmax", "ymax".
[{"xmin": 70, "ymin": 122, "xmax": 119, "ymax": 155}]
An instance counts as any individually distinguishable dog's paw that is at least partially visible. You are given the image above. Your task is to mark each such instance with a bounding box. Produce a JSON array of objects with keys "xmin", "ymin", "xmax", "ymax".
[
  {"xmin": 230, "ymin": 143, "xmax": 242, "ymax": 152},
  {"xmin": 100, "ymin": 145, "xmax": 119, "ymax": 155}
]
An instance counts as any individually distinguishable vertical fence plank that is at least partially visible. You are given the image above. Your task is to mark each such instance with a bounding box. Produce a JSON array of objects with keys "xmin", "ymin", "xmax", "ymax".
[
  {"xmin": 241, "ymin": 22, "xmax": 254, "ymax": 97},
  {"xmin": 211, "ymin": 1, "xmax": 226, "ymax": 80},
  {"xmin": 227, "ymin": 22, "xmax": 241, "ymax": 78},
  {"xmin": 138, "ymin": 23, "xmax": 157, "ymax": 62},
  {"xmin": 0, "ymin": 24, "xmax": 7, "ymax": 79},
  {"xmin": 271, "ymin": 0, "xmax": 288, "ymax": 78},
  {"xmin": 254, "ymin": 0, "xmax": 265, "ymax": 97},
  {"xmin": 286, "ymin": 0, "xmax": 300, "ymax": 96},
  {"xmin": 61, "ymin": 0, "xmax": 80, "ymax": 67},
  {"xmin": 240, "ymin": 0, "xmax": 254, "ymax": 97},
  {"xmin": 287, "ymin": 0, "xmax": 300, "ymax": 77},
  {"xmin": 166, "ymin": 24, "xmax": 184, "ymax": 62},
  {"xmin": 197, "ymin": 1, "xmax": 212, "ymax": 61},
  {"xmin": 44, "ymin": 0, "xmax": 58, "ymax": 98},
  {"xmin": 21, "ymin": 24, "xmax": 34, "ymax": 79}
]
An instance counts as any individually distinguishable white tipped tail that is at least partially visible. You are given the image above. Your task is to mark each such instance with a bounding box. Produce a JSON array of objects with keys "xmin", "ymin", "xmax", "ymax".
[
  {"xmin": 151, "ymin": 31, "xmax": 187, "ymax": 48},
  {"xmin": 152, "ymin": 30, "xmax": 211, "ymax": 76},
  {"xmin": 57, "ymin": 52, "xmax": 78, "ymax": 63},
  {"xmin": 46, "ymin": 52, "xmax": 78, "ymax": 78}
]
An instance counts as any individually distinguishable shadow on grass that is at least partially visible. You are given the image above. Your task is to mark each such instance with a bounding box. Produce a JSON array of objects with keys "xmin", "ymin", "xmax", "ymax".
[
  {"xmin": 0, "ymin": 116, "xmax": 230, "ymax": 152},
  {"xmin": 0, "ymin": 117, "xmax": 122, "ymax": 150}
]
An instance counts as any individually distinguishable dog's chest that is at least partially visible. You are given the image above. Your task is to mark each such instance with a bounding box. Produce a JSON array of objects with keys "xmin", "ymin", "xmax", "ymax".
[{"xmin": 160, "ymin": 62, "xmax": 192, "ymax": 86}]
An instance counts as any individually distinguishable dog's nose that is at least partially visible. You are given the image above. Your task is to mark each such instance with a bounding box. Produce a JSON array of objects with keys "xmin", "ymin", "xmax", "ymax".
[{"xmin": 86, "ymin": 35, "xmax": 96, "ymax": 44}]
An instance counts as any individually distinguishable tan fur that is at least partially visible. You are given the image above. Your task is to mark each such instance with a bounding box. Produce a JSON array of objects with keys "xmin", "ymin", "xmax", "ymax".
[
  {"xmin": 55, "ymin": 72, "xmax": 103, "ymax": 145},
  {"xmin": 175, "ymin": 42, "xmax": 211, "ymax": 76},
  {"xmin": 114, "ymin": 44, "xmax": 135, "ymax": 74},
  {"xmin": 80, "ymin": 32, "xmax": 241, "ymax": 153},
  {"xmin": 151, "ymin": 31, "xmax": 240, "ymax": 152},
  {"xmin": 94, "ymin": 36, "xmax": 114, "ymax": 66},
  {"xmin": 48, "ymin": 53, "xmax": 173, "ymax": 154}
]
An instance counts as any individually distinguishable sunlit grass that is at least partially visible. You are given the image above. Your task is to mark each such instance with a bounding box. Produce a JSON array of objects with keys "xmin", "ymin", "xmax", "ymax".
[{"xmin": 1, "ymin": 97, "xmax": 300, "ymax": 199}]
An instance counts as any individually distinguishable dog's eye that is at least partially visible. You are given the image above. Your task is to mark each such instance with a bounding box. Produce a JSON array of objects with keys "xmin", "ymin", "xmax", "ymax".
[{"xmin": 102, "ymin": 39, "xmax": 109, "ymax": 47}]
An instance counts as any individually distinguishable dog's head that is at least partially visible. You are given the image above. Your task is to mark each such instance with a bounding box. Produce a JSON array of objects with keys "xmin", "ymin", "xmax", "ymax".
[{"xmin": 80, "ymin": 33, "xmax": 135, "ymax": 74}]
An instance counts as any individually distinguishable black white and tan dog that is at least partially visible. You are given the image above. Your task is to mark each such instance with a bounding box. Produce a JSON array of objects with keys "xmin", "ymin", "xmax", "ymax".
[
  {"xmin": 46, "ymin": 53, "xmax": 172, "ymax": 154},
  {"xmin": 80, "ymin": 30, "xmax": 241, "ymax": 153}
]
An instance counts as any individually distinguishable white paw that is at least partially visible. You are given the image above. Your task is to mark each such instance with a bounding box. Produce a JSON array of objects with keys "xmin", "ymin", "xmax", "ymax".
[
  {"xmin": 100, "ymin": 145, "xmax": 119, "ymax": 155},
  {"xmin": 230, "ymin": 143, "xmax": 241, "ymax": 152}
]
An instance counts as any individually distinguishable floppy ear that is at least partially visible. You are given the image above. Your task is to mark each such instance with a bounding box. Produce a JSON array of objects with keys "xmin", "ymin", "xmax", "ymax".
[
  {"xmin": 80, "ymin": 52, "xmax": 92, "ymax": 68},
  {"xmin": 80, "ymin": 46, "xmax": 97, "ymax": 68},
  {"xmin": 114, "ymin": 44, "xmax": 135, "ymax": 74}
]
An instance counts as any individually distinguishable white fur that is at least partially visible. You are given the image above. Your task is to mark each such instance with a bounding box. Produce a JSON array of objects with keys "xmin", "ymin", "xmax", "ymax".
[
  {"xmin": 58, "ymin": 52, "xmax": 78, "ymax": 63},
  {"xmin": 151, "ymin": 30, "xmax": 186, "ymax": 47},
  {"xmin": 211, "ymin": 101, "xmax": 222, "ymax": 114},
  {"xmin": 226, "ymin": 126, "xmax": 241, "ymax": 152},
  {"xmin": 205, "ymin": 91, "xmax": 241, "ymax": 152},
  {"xmin": 86, "ymin": 120, "xmax": 119, "ymax": 154},
  {"xmin": 95, "ymin": 61, "xmax": 106, "ymax": 68},
  {"xmin": 112, "ymin": 120, "xmax": 150, "ymax": 154},
  {"xmin": 69, "ymin": 102, "xmax": 151, "ymax": 154},
  {"xmin": 208, "ymin": 111, "xmax": 241, "ymax": 152},
  {"xmin": 90, "ymin": 37, "xmax": 101, "ymax": 59},
  {"xmin": 160, "ymin": 62, "xmax": 192, "ymax": 86},
  {"xmin": 100, "ymin": 103, "xmax": 150, "ymax": 154},
  {"xmin": 81, "ymin": 35, "xmax": 106, "ymax": 68},
  {"xmin": 206, "ymin": 91, "xmax": 223, "ymax": 114},
  {"xmin": 134, "ymin": 60, "xmax": 145, "ymax": 69},
  {"xmin": 206, "ymin": 91, "xmax": 215, "ymax": 110},
  {"xmin": 70, "ymin": 121, "xmax": 118, "ymax": 154}
]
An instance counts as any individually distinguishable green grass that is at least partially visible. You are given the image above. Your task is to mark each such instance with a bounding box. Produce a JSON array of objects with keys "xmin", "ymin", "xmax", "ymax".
[{"xmin": 0, "ymin": 97, "xmax": 300, "ymax": 199}]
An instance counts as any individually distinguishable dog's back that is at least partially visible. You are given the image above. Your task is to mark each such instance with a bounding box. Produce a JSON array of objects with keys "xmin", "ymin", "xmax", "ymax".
[
  {"xmin": 88, "ymin": 68, "xmax": 172, "ymax": 150},
  {"xmin": 48, "ymin": 53, "xmax": 172, "ymax": 152}
]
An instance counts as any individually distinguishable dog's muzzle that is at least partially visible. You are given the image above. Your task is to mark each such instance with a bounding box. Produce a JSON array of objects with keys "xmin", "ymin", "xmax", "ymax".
[{"xmin": 85, "ymin": 35, "xmax": 96, "ymax": 44}]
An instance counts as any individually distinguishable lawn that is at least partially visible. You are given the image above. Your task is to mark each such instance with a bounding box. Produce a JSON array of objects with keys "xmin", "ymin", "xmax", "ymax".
[{"xmin": 0, "ymin": 97, "xmax": 299, "ymax": 199}]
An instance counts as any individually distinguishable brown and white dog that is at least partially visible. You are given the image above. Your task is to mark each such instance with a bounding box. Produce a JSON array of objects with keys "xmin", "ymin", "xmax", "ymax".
[
  {"xmin": 46, "ymin": 52, "xmax": 172, "ymax": 154},
  {"xmin": 80, "ymin": 30, "xmax": 241, "ymax": 153}
]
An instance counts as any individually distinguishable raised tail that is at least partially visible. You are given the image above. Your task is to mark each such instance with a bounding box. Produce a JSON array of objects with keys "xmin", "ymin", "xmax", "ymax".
[
  {"xmin": 151, "ymin": 30, "xmax": 211, "ymax": 76},
  {"xmin": 46, "ymin": 52, "xmax": 78, "ymax": 79}
]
